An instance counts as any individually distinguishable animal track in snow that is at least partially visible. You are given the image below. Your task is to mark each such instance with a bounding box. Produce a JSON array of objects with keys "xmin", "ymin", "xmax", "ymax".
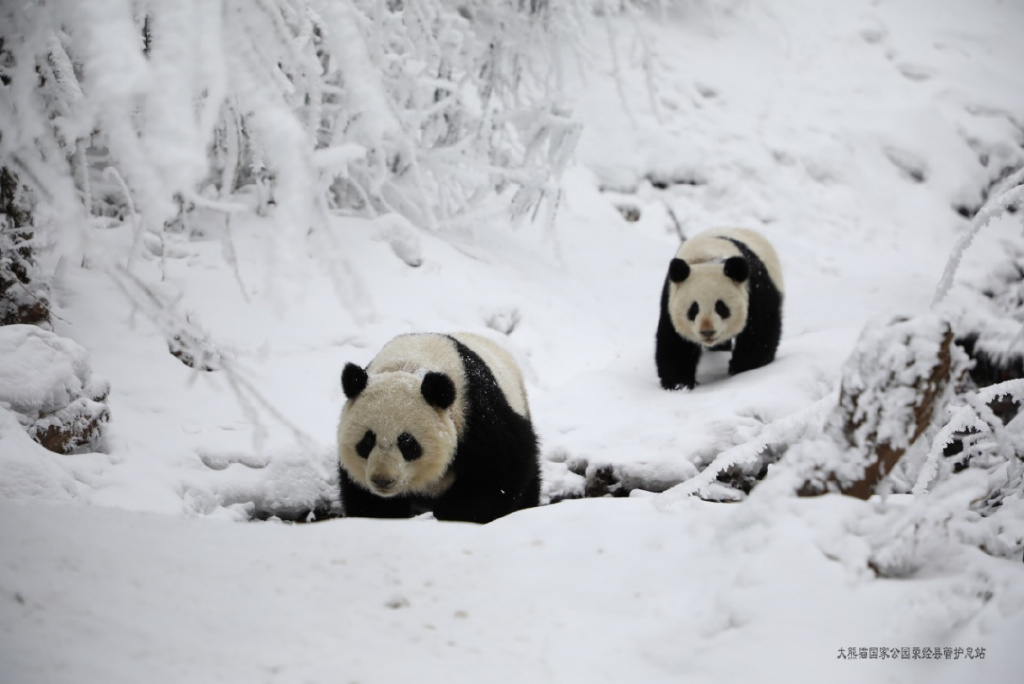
[
  {"xmin": 485, "ymin": 307, "xmax": 522, "ymax": 335},
  {"xmin": 883, "ymin": 146, "xmax": 928, "ymax": 183},
  {"xmin": 896, "ymin": 61, "xmax": 934, "ymax": 82}
]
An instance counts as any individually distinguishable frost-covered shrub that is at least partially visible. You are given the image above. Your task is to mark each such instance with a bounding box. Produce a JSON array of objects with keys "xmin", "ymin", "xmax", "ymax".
[
  {"xmin": 0, "ymin": 0, "xmax": 583, "ymax": 241},
  {"xmin": 864, "ymin": 379, "xmax": 1024, "ymax": 573},
  {"xmin": 941, "ymin": 204, "xmax": 1024, "ymax": 387},
  {"xmin": 865, "ymin": 468, "xmax": 1023, "ymax": 576},
  {"xmin": 0, "ymin": 325, "xmax": 110, "ymax": 454},
  {"xmin": 0, "ymin": 168, "xmax": 50, "ymax": 326}
]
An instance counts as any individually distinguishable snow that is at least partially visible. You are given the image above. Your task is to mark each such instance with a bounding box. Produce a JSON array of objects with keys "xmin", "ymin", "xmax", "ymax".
[
  {"xmin": 3, "ymin": 0, "xmax": 1024, "ymax": 681},
  {"xmin": 0, "ymin": 325, "xmax": 105, "ymax": 416},
  {"xmin": 3, "ymin": 491, "xmax": 1023, "ymax": 684}
]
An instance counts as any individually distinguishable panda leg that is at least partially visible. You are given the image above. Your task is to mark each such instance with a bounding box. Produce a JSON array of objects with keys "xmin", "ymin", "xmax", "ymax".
[
  {"xmin": 433, "ymin": 417, "xmax": 541, "ymax": 524},
  {"xmin": 432, "ymin": 481, "xmax": 502, "ymax": 524},
  {"xmin": 657, "ymin": 335, "xmax": 700, "ymax": 390},
  {"xmin": 339, "ymin": 468, "xmax": 414, "ymax": 518},
  {"xmin": 729, "ymin": 316, "xmax": 781, "ymax": 376},
  {"xmin": 655, "ymin": 281, "xmax": 701, "ymax": 389}
]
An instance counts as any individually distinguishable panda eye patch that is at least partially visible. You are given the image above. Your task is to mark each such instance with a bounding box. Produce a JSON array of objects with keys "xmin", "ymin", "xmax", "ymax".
[
  {"xmin": 687, "ymin": 302, "xmax": 699, "ymax": 321},
  {"xmin": 355, "ymin": 430, "xmax": 376, "ymax": 458},
  {"xmin": 397, "ymin": 432, "xmax": 422, "ymax": 461},
  {"xmin": 715, "ymin": 300, "xmax": 731, "ymax": 319}
]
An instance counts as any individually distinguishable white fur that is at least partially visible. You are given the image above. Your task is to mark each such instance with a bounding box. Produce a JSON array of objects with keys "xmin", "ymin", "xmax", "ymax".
[
  {"xmin": 668, "ymin": 228, "xmax": 783, "ymax": 348},
  {"xmin": 337, "ymin": 333, "xmax": 529, "ymax": 498},
  {"xmin": 450, "ymin": 332, "xmax": 530, "ymax": 418}
]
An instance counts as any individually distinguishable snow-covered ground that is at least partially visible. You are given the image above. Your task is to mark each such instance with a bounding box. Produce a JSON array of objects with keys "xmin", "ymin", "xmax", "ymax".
[{"xmin": 2, "ymin": 0, "xmax": 1024, "ymax": 681}]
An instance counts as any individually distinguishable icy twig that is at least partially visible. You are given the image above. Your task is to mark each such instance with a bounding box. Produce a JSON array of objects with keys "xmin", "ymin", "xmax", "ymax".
[
  {"xmin": 933, "ymin": 167, "xmax": 1024, "ymax": 306},
  {"xmin": 658, "ymin": 389, "xmax": 838, "ymax": 505},
  {"xmin": 105, "ymin": 266, "xmax": 316, "ymax": 453},
  {"xmin": 913, "ymin": 378, "xmax": 1024, "ymax": 495},
  {"xmin": 103, "ymin": 166, "xmax": 143, "ymax": 270}
]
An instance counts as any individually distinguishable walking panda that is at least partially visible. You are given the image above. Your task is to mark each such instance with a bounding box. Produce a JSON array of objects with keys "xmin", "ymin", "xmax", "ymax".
[
  {"xmin": 337, "ymin": 332, "xmax": 541, "ymax": 523},
  {"xmin": 655, "ymin": 227, "xmax": 784, "ymax": 390}
]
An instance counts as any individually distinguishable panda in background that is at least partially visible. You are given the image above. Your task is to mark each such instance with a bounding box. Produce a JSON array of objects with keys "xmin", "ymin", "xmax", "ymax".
[
  {"xmin": 337, "ymin": 332, "xmax": 541, "ymax": 524},
  {"xmin": 656, "ymin": 227, "xmax": 784, "ymax": 390}
]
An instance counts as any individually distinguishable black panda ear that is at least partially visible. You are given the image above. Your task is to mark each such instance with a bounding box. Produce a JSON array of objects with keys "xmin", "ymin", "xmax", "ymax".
[
  {"xmin": 421, "ymin": 371, "xmax": 456, "ymax": 409},
  {"xmin": 668, "ymin": 258, "xmax": 690, "ymax": 283},
  {"xmin": 724, "ymin": 256, "xmax": 749, "ymax": 283},
  {"xmin": 341, "ymin": 363, "xmax": 368, "ymax": 399}
]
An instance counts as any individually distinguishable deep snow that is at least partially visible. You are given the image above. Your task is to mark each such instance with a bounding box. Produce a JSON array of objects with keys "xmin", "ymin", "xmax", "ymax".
[
  {"xmin": 2, "ymin": 0, "xmax": 1024, "ymax": 681},
  {"xmin": 3, "ymin": 489, "xmax": 1023, "ymax": 684}
]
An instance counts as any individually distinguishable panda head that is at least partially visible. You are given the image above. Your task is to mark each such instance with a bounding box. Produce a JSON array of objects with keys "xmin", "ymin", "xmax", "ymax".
[
  {"xmin": 337, "ymin": 363, "xmax": 459, "ymax": 498},
  {"xmin": 667, "ymin": 255, "xmax": 750, "ymax": 348}
]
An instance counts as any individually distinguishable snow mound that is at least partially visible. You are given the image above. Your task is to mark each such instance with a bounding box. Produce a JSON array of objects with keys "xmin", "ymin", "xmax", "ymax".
[
  {"xmin": 0, "ymin": 325, "xmax": 110, "ymax": 454},
  {"xmin": 0, "ymin": 407, "xmax": 80, "ymax": 501},
  {"xmin": 0, "ymin": 325, "xmax": 106, "ymax": 415}
]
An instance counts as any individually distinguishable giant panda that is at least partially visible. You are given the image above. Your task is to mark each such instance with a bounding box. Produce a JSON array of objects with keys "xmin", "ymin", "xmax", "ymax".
[
  {"xmin": 655, "ymin": 227, "xmax": 784, "ymax": 390},
  {"xmin": 337, "ymin": 332, "xmax": 541, "ymax": 524}
]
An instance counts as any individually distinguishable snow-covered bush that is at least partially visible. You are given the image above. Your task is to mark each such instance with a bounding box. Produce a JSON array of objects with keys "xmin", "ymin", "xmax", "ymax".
[{"xmin": 0, "ymin": 0, "xmax": 584, "ymax": 243}]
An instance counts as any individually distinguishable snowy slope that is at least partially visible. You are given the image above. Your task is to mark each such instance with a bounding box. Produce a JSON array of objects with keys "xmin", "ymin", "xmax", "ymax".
[
  {"xmin": 2, "ymin": 0, "xmax": 1024, "ymax": 681},
  {"xmin": 3, "ymin": 489, "xmax": 1023, "ymax": 684}
]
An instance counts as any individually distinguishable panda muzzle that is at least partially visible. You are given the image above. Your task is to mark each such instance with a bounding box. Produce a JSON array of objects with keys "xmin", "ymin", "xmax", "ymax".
[{"xmin": 371, "ymin": 475, "xmax": 398, "ymax": 493}]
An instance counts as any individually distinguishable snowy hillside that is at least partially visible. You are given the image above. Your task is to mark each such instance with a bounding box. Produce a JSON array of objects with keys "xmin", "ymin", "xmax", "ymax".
[{"xmin": 2, "ymin": 0, "xmax": 1024, "ymax": 682}]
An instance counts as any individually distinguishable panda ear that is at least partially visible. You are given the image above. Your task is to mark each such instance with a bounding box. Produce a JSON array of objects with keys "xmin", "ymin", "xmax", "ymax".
[
  {"xmin": 668, "ymin": 258, "xmax": 690, "ymax": 283},
  {"xmin": 421, "ymin": 371, "xmax": 456, "ymax": 410},
  {"xmin": 341, "ymin": 363, "xmax": 368, "ymax": 399},
  {"xmin": 724, "ymin": 256, "xmax": 749, "ymax": 283}
]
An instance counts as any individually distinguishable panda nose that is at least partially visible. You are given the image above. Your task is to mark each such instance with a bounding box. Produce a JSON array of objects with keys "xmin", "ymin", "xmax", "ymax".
[
  {"xmin": 700, "ymin": 329, "xmax": 715, "ymax": 340},
  {"xmin": 371, "ymin": 475, "xmax": 396, "ymax": 490}
]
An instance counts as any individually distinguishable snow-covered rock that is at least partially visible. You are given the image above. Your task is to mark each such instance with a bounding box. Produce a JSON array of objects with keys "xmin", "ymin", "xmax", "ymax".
[
  {"xmin": 796, "ymin": 315, "xmax": 970, "ymax": 498},
  {"xmin": 0, "ymin": 324, "xmax": 110, "ymax": 454}
]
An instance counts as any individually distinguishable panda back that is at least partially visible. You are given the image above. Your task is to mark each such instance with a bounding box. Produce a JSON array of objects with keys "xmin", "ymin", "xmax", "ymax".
[
  {"xmin": 367, "ymin": 333, "xmax": 462, "ymax": 377},
  {"xmin": 449, "ymin": 333, "xmax": 530, "ymax": 419},
  {"xmin": 706, "ymin": 227, "xmax": 784, "ymax": 294},
  {"xmin": 365, "ymin": 332, "xmax": 529, "ymax": 423}
]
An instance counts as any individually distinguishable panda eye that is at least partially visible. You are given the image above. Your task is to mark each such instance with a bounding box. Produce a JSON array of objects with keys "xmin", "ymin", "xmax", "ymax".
[
  {"xmin": 355, "ymin": 430, "xmax": 375, "ymax": 458},
  {"xmin": 687, "ymin": 302, "xmax": 699, "ymax": 321},
  {"xmin": 715, "ymin": 300, "xmax": 731, "ymax": 319},
  {"xmin": 397, "ymin": 432, "xmax": 422, "ymax": 462}
]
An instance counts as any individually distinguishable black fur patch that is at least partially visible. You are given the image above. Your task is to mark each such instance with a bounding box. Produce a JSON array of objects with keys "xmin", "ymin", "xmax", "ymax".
[
  {"xmin": 355, "ymin": 430, "xmax": 375, "ymax": 458},
  {"xmin": 668, "ymin": 258, "xmax": 690, "ymax": 283},
  {"xmin": 723, "ymin": 256, "xmax": 749, "ymax": 283},
  {"xmin": 397, "ymin": 432, "xmax": 422, "ymax": 461},
  {"xmin": 341, "ymin": 363, "xmax": 368, "ymax": 399},
  {"xmin": 421, "ymin": 371, "xmax": 456, "ymax": 409}
]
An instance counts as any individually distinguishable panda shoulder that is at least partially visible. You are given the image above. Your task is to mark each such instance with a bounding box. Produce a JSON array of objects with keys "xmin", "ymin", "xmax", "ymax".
[
  {"xmin": 449, "ymin": 333, "xmax": 530, "ymax": 419},
  {"xmin": 368, "ymin": 333, "xmax": 459, "ymax": 375},
  {"xmin": 701, "ymin": 228, "xmax": 784, "ymax": 294},
  {"xmin": 675, "ymin": 231, "xmax": 741, "ymax": 263},
  {"xmin": 724, "ymin": 228, "xmax": 783, "ymax": 294}
]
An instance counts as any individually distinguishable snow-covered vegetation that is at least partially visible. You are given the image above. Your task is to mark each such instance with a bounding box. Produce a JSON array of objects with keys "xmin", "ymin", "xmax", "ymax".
[{"xmin": 2, "ymin": 0, "xmax": 1024, "ymax": 681}]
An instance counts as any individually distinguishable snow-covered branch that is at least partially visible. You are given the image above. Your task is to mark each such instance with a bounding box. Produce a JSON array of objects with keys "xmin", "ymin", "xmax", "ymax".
[
  {"xmin": 0, "ymin": 0, "xmax": 587, "ymax": 242},
  {"xmin": 933, "ymin": 167, "xmax": 1024, "ymax": 306}
]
